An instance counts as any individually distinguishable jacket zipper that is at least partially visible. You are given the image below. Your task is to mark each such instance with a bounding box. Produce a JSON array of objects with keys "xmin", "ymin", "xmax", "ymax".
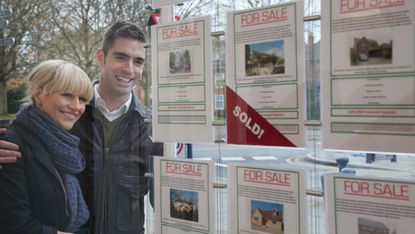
[
  {"xmin": 100, "ymin": 147, "xmax": 110, "ymax": 233},
  {"xmin": 100, "ymin": 113, "xmax": 127, "ymax": 233}
]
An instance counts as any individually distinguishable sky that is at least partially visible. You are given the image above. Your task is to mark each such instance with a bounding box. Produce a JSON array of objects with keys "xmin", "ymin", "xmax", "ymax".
[
  {"xmin": 250, "ymin": 40, "xmax": 284, "ymax": 57},
  {"xmin": 251, "ymin": 200, "xmax": 284, "ymax": 212}
]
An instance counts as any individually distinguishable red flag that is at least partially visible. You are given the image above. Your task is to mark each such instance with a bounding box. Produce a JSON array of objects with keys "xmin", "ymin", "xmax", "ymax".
[{"xmin": 226, "ymin": 86, "xmax": 296, "ymax": 147}]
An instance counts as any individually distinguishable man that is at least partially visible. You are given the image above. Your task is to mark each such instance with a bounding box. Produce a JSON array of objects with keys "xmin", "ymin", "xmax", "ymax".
[{"xmin": 0, "ymin": 21, "xmax": 163, "ymax": 234}]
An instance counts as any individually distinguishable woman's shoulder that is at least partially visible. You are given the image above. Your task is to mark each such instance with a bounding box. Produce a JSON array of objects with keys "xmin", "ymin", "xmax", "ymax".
[
  {"xmin": 0, "ymin": 123, "xmax": 31, "ymax": 150},
  {"xmin": 0, "ymin": 125, "xmax": 21, "ymax": 143},
  {"xmin": 0, "ymin": 125, "xmax": 27, "ymax": 170},
  {"xmin": 0, "ymin": 123, "xmax": 41, "ymax": 167}
]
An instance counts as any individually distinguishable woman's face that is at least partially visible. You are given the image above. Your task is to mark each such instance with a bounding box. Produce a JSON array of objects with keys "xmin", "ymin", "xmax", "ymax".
[{"xmin": 36, "ymin": 92, "xmax": 87, "ymax": 130}]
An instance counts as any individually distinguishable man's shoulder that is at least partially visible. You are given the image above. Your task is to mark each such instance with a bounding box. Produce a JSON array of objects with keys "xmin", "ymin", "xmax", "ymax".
[
  {"xmin": 71, "ymin": 107, "xmax": 94, "ymax": 137},
  {"xmin": 130, "ymin": 94, "xmax": 152, "ymax": 119}
]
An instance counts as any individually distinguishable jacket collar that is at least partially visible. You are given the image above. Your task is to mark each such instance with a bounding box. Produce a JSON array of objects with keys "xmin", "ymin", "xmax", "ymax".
[{"xmin": 90, "ymin": 80, "xmax": 152, "ymax": 119}]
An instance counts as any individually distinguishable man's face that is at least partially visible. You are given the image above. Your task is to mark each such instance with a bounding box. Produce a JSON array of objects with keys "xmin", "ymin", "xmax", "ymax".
[{"xmin": 97, "ymin": 37, "xmax": 145, "ymax": 98}]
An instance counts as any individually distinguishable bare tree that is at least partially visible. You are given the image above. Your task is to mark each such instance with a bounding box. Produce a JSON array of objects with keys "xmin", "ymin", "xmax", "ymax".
[
  {"xmin": 44, "ymin": 0, "xmax": 153, "ymax": 78},
  {"xmin": 0, "ymin": 0, "xmax": 50, "ymax": 114},
  {"xmin": 174, "ymin": 0, "xmax": 211, "ymax": 20},
  {"xmin": 43, "ymin": 0, "xmax": 104, "ymax": 78},
  {"xmin": 102, "ymin": 0, "xmax": 151, "ymax": 27}
]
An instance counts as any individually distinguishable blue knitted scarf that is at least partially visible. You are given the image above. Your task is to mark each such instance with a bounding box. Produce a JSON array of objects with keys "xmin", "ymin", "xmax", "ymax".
[{"xmin": 16, "ymin": 106, "xmax": 89, "ymax": 231}]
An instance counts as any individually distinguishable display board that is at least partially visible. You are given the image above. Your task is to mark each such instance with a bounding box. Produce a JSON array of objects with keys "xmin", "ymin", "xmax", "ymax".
[
  {"xmin": 226, "ymin": 1, "xmax": 306, "ymax": 147},
  {"xmin": 154, "ymin": 157, "xmax": 215, "ymax": 233},
  {"xmin": 321, "ymin": 0, "xmax": 415, "ymax": 153},
  {"xmin": 325, "ymin": 173, "xmax": 415, "ymax": 234},
  {"xmin": 228, "ymin": 164, "xmax": 306, "ymax": 234},
  {"xmin": 151, "ymin": 16, "xmax": 214, "ymax": 143},
  {"xmin": 152, "ymin": 0, "xmax": 188, "ymax": 8}
]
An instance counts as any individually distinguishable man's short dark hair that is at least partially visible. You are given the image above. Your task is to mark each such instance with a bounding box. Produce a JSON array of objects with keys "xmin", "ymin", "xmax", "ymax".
[{"xmin": 101, "ymin": 21, "xmax": 147, "ymax": 55}]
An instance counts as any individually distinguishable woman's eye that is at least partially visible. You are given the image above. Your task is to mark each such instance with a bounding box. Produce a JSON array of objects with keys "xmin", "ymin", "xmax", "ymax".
[
  {"xmin": 79, "ymin": 97, "xmax": 88, "ymax": 103},
  {"xmin": 62, "ymin": 93, "xmax": 73, "ymax": 98}
]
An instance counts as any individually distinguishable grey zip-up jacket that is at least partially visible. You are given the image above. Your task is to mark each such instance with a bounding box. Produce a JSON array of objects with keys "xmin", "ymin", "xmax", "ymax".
[{"xmin": 72, "ymin": 84, "xmax": 163, "ymax": 234}]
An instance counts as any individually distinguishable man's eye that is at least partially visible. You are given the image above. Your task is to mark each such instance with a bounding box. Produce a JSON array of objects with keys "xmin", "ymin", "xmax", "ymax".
[{"xmin": 135, "ymin": 59, "xmax": 144, "ymax": 65}]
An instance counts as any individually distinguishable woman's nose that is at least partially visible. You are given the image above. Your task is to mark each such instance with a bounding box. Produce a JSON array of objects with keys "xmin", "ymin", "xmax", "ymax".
[{"xmin": 68, "ymin": 97, "xmax": 82, "ymax": 110}]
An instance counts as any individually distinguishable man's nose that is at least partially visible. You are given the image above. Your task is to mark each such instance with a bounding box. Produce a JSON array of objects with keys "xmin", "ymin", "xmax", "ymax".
[{"xmin": 123, "ymin": 59, "xmax": 134, "ymax": 74}]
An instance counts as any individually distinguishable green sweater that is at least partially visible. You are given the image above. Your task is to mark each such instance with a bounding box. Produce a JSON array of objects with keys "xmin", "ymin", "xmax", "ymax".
[{"xmin": 95, "ymin": 109, "xmax": 125, "ymax": 147}]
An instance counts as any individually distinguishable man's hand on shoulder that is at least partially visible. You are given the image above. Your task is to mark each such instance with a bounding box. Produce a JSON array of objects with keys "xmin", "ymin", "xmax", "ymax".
[{"xmin": 0, "ymin": 128, "xmax": 21, "ymax": 164}]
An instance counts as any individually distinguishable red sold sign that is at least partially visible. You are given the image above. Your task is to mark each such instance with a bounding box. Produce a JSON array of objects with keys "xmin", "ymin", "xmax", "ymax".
[{"xmin": 226, "ymin": 86, "xmax": 296, "ymax": 147}]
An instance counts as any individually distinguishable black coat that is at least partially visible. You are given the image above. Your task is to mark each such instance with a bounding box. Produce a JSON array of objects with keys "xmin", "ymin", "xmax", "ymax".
[
  {"xmin": 0, "ymin": 121, "xmax": 69, "ymax": 234},
  {"xmin": 73, "ymin": 88, "xmax": 163, "ymax": 234}
]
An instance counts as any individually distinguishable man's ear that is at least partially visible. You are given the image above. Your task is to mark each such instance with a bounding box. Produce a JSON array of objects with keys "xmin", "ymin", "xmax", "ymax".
[{"xmin": 97, "ymin": 48, "xmax": 105, "ymax": 67}]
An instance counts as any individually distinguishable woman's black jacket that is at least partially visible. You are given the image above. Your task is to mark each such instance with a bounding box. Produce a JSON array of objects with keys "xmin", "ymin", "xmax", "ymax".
[{"xmin": 0, "ymin": 122, "xmax": 69, "ymax": 233}]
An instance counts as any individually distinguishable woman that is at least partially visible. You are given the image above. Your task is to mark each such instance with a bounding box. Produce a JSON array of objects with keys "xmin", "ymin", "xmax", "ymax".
[{"xmin": 0, "ymin": 60, "xmax": 92, "ymax": 234}]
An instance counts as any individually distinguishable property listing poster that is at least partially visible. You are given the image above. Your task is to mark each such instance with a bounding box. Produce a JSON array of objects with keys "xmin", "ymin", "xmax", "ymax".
[
  {"xmin": 228, "ymin": 164, "xmax": 306, "ymax": 234},
  {"xmin": 154, "ymin": 157, "xmax": 215, "ymax": 234},
  {"xmin": 226, "ymin": 1, "xmax": 306, "ymax": 147},
  {"xmin": 321, "ymin": 0, "xmax": 415, "ymax": 153},
  {"xmin": 151, "ymin": 16, "xmax": 214, "ymax": 143},
  {"xmin": 325, "ymin": 174, "xmax": 415, "ymax": 234}
]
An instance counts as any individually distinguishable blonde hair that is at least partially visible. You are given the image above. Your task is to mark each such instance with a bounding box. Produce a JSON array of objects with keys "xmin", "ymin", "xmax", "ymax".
[{"xmin": 24, "ymin": 60, "xmax": 93, "ymax": 106}]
